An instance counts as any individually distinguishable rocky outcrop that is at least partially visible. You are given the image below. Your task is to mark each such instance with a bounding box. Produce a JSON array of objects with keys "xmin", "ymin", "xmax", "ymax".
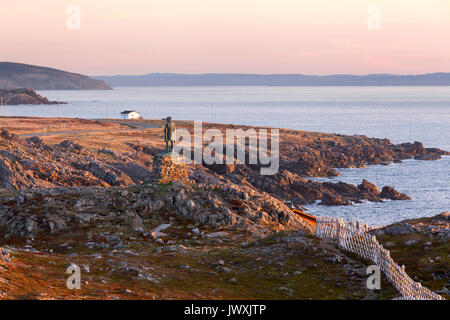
[
  {"xmin": 319, "ymin": 193, "xmax": 350, "ymax": 206},
  {"xmin": 373, "ymin": 212, "xmax": 449, "ymax": 240},
  {"xmin": 315, "ymin": 179, "xmax": 407, "ymax": 205},
  {"xmin": 0, "ymin": 62, "xmax": 110, "ymax": 90},
  {"xmin": 278, "ymin": 135, "xmax": 448, "ymax": 178},
  {"xmin": 212, "ymin": 163, "xmax": 413, "ymax": 206},
  {"xmin": 0, "ymin": 181, "xmax": 313, "ymax": 238},
  {"xmin": 380, "ymin": 186, "xmax": 411, "ymax": 200},
  {"xmin": 358, "ymin": 179, "xmax": 379, "ymax": 194},
  {"xmin": 370, "ymin": 213, "xmax": 449, "ymax": 299},
  {"xmin": 0, "ymin": 88, "xmax": 64, "ymax": 105},
  {"xmin": 0, "ymin": 130, "xmax": 153, "ymax": 189},
  {"xmin": 196, "ymin": 128, "xmax": 448, "ymax": 206}
]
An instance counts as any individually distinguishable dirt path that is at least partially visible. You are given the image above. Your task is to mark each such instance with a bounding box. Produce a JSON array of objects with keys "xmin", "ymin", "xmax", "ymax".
[{"xmin": 18, "ymin": 120, "xmax": 159, "ymax": 137}]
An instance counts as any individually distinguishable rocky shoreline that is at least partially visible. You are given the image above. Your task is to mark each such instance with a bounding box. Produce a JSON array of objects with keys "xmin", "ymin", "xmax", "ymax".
[
  {"xmin": 1, "ymin": 119, "xmax": 446, "ymax": 242},
  {"xmin": 1, "ymin": 120, "xmax": 447, "ymax": 208},
  {"xmin": 0, "ymin": 119, "xmax": 448, "ymax": 300},
  {"xmin": 0, "ymin": 88, "xmax": 65, "ymax": 105}
]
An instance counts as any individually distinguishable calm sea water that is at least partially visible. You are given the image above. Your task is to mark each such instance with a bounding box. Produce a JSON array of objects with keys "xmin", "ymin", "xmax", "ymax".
[
  {"xmin": 5, "ymin": 86, "xmax": 450, "ymax": 225},
  {"xmin": 309, "ymin": 156, "xmax": 450, "ymax": 225}
]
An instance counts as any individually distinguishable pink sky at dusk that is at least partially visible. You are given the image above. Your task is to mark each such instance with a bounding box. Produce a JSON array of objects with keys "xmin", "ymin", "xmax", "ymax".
[{"xmin": 1, "ymin": 0, "xmax": 449, "ymax": 75}]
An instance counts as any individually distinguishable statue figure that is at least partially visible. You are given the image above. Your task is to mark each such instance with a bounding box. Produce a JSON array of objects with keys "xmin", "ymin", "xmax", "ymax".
[{"xmin": 164, "ymin": 116, "xmax": 176, "ymax": 153}]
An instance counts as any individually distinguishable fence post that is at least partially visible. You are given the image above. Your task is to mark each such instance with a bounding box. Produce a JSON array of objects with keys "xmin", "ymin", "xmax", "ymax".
[{"xmin": 336, "ymin": 221, "xmax": 341, "ymax": 247}]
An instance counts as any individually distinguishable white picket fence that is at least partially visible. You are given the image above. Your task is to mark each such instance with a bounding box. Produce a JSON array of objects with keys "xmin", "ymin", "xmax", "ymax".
[{"xmin": 315, "ymin": 216, "xmax": 445, "ymax": 300}]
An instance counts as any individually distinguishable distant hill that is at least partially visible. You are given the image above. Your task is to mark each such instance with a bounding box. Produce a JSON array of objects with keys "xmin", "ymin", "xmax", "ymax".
[
  {"xmin": 0, "ymin": 62, "xmax": 110, "ymax": 90},
  {"xmin": 94, "ymin": 72, "xmax": 450, "ymax": 86}
]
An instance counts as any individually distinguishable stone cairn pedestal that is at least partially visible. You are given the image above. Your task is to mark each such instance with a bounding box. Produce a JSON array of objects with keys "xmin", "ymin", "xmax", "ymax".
[{"xmin": 152, "ymin": 153, "xmax": 190, "ymax": 184}]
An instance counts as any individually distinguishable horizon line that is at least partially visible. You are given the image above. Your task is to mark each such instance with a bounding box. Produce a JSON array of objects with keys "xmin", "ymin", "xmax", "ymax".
[{"xmin": 92, "ymin": 71, "xmax": 450, "ymax": 77}]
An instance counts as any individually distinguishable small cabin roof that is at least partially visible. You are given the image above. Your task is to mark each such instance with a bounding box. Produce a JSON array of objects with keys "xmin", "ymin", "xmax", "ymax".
[{"xmin": 120, "ymin": 110, "xmax": 139, "ymax": 114}]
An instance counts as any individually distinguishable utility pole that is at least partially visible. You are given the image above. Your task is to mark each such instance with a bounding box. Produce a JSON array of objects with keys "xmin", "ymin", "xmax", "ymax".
[
  {"xmin": 106, "ymin": 104, "xmax": 109, "ymax": 120},
  {"xmin": 0, "ymin": 95, "xmax": 5, "ymax": 116},
  {"xmin": 57, "ymin": 100, "xmax": 60, "ymax": 118}
]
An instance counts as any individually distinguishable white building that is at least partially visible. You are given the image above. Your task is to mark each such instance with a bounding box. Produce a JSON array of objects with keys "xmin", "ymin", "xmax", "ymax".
[{"xmin": 120, "ymin": 110, "xmax": 141, "ymax": 120}]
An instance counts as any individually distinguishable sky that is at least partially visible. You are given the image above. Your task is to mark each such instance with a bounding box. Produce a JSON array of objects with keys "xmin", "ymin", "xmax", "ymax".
[{"xmin": 1, "ymin": 0, "xmax": 449, "ymax": 75}]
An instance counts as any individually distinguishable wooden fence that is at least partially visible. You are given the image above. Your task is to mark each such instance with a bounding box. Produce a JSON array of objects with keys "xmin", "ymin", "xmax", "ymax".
[{"xmin": 315, "ymin": 216, "xmax": 444, "ymax": 300}]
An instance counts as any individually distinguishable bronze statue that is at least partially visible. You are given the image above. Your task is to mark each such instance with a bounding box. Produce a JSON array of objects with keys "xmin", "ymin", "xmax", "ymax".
[{"xmin": 164, "ymin": 116, "xmax": 176, "ymax": 153}]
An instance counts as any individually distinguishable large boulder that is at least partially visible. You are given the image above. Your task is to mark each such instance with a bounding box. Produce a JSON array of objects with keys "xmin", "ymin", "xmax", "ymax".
[{"xmin": 380, "ymin": 186, "xmax": 411, "ymax": 200}]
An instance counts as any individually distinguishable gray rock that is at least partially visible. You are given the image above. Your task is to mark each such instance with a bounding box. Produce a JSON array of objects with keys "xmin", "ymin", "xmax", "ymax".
[
  {"xmin": 124, "ymin": 250, "xmax": 139, "ymax": 257},
  {"xmin": 206, "ymin": 231, "xmax": 229, "ymax": 238},
  {"xmin": 154, "ymin": 224, "xmax": 171, "ymax": 232},
  {"xmin": 404, "ymin": 239, "xmax": 419, "ymax": 246},
  {"xmin": 216, "ymin": 259, "xmax": 225, "ymax": 266}
]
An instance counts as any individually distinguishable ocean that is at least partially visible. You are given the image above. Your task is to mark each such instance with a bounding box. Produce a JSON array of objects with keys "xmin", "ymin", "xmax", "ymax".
[{"xmin": 5, "ymin": 86, "xmax": 450, "ymax": 225}]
